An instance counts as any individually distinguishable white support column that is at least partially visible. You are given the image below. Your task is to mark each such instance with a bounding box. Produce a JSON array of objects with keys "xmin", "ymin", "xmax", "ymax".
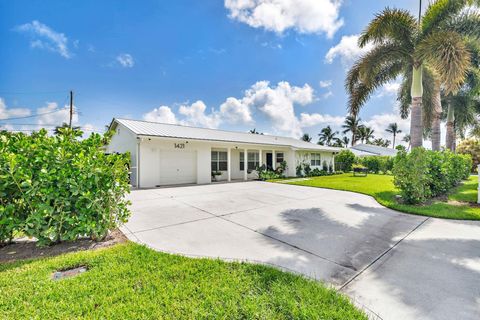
[
  {"xmin": 259, "ymin": 149, "xmax": 263, "ymax": 167},
  {"xmin": 244, "ymin": 149, "xmax": 248, "ymax": 181},
  {"xmin": 227, "ymin": 147, "xmax": 231, "ymax": 182},
  {"xmin": 272, "ymin": 150, "xmax": 276, "ymax": 170}
]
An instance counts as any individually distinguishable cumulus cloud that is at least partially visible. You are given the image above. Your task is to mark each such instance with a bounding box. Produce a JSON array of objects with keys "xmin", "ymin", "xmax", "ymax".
[
  {"xmin": 325, "ymin": 34, "xmax": 373, "ymax": 67},
  {"xmin": 318, "ymin": 80, "xmax": 333, "ymax": 98},
  {"xmin": 15, "ymin": 20, "xmax": 71, "ymax": 58},
  {"xmin": 143, "ymin": 106, "xmax": 178, "ymax": 124},
  {"xmin": 0, "ymin": 98, "xmax": 31, "ymax": 120},
  {"xmin": 225, "ymin": 0, "xmax": 344, "ymax": 37},
  {"xmin": 35, "ymin": 102, "xmax": 78, "ymax": 127},
  {"xmin": 377, "ymin": 81, "xmax": 401, "ymax": 97},
  {"xmin": 219, "ymin": 97, "xmax": 254, "ymax": 124},
  {"xmin": 178, "ymin": 101, "xmax": 221, "ymax": 129},
  {"xmin": 116, "ymin": 53, "xmax": 134, "ymax": 68},
  {"xmin": 363, "ymin": 112, "xmax": 410, "ymax": 143},
  {"xmin": 299, "ymin": 113, "xmax": 345, "ymax": 127}
]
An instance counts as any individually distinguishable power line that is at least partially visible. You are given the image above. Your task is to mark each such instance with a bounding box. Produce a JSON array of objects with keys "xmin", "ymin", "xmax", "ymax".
[
  {"xmin": 0, "ymin": 90, "xmax": 70, "ymax": 95},
  {"xmin": 0, "ymin": 107, "xmax": 69, "ymax": 121}
]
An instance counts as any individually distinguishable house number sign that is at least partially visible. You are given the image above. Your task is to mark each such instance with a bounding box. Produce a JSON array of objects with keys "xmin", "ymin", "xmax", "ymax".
[{"xmin": 174, "ymin": 143, "xmax": 185, "ymax": 149}]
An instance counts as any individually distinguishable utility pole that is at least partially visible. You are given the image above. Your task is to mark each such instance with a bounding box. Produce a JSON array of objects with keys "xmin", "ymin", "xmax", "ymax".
[{"xmin": 69, "ymin": 90, "xmax": 73, "ymax": 128}]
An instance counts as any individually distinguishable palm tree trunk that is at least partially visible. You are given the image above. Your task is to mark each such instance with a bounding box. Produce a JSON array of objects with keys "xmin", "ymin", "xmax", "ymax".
[
  {"xmin": 445, "ymin": 101, "xmax": 455, "ymax": 151},
  {"xmin": 351, "ymin": 134, "xmax": 356, "ymax": 146},
  {"xmin": 410, "ymin": 66, "xmax": 424, "ymax": 148},
  {"xmin": 392, "ymin": 134, "xmax": 396, "ymax": 149},
  {"xmin": 431, "ymin": 87, "xmax": 442, "ymax": 151}
]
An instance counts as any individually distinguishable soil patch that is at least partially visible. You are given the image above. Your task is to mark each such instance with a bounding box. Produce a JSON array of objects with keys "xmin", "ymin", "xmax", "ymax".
[{"xmin": 0, "ymin": 229, "xmax": 127, "ymax": 263}]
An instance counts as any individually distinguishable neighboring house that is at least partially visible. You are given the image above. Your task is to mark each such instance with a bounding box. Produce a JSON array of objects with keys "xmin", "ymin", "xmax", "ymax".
[
  {"xmin": 107, "ymin": 118, "xmax": 340, "ymax": 188},
  {"xmin": 349, "ymin": 143, "xmax": 398, "ymax": 157}
]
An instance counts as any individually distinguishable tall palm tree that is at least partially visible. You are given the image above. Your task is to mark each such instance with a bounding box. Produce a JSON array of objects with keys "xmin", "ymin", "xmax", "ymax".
[
  {"xmin": 318, "ymin": 125, "xmax": 339, "ymax": 146},
  {"xmin": 301, "ymin": 133, "xmax": 312, "ymax": 142},
  {"xmin": 358, "ymin": 126, "xmax": 375, "ymax": 144},
  {"xmin": 346, "ymin": 1, "xmax": 475, "ymax": 149},
  {"xmin": 342, "ymin": 115, "xmax": 363, "ymax": 146},
  {"xmin": 249, "ymin": 128, "xmax": 263, "ymax": 135},
  {"xmin": 385, "ymin": 123, "xmax": 402, "ymax": 148},
  {"xmin": 372, "ymin": 138, "xmax": 391, "ymax": 148},
  {"xmin": 402, "ymin": 134, "xmax": 412, "ymax": 151}
]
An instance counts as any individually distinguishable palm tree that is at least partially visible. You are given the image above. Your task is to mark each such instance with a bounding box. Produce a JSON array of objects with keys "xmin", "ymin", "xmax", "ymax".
[
  {"xmin": 249, "ymin": 128, "xmax": 263, "ymax": 135},
  {"xmin": 318, "ymin": 125, "xmax": 339, "ymax": 146},
  {"xmin": 342, "ymin": 115, "xmax": 363, "ymax": 146},
  {"xmin": 346, "ymin": 2, "xmax": 475, "ymax": 150},
  {"xmin": 372, "ymin": 138, "xmax": 391, "ymax": 148},
  {"xmin": 54, "ymin": 122, "xmax": 81, "ymax": 135},
  {"xmin": 341, "ymin": 136, "xmax": 350, "ymax": 148},
  {"xmin": 358, "ymin": 126, "xmax": 375, "ymax": 144},
  {"xmin": 385, "ymin": 123, "xmax": 402, "ymax": 148},
  {"xmin": 301, "ymin": 133, "xmax": 312, "ymax": 142},
  {"xmin": 402, "ymin": 134, "xmax": 411, "ymax": 151}
]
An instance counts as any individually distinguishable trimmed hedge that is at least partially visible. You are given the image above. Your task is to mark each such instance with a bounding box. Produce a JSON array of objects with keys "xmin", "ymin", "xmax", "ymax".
[
  {"xmin": 0, "ymin": 129, "xmax": 131, "ymax": 245},
  {"xmin": 358, "ymin": 156, "xmax": 393, "ymax": 174},
  {"xmin": 393, "ymin": 148, "xmax": 472, "ymax": 204}
]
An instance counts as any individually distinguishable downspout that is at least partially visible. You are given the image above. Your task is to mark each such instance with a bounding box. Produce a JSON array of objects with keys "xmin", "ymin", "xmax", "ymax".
[{"xmin": 136, "ymin": 138, "xmax": 140, "ymax": 188}]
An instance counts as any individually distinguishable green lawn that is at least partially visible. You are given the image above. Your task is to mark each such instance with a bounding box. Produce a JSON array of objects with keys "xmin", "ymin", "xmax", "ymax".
[
  {"xmin": 278, "ymin": 174, "xmax": 480, "ymax": 220},
  {"xmin": 0, "ymin": 242, "xmax": 366, "ymax": 320}
]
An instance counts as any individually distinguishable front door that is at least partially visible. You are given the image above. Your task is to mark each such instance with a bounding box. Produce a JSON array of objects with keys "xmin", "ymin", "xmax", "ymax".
[{"xmin": 266, "ymin": 153, "xmax": 273, "ymax": 170}]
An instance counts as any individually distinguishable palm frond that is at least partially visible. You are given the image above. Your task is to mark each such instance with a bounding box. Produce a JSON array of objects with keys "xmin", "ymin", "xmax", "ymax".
[
  {"xmin": 421, "ymin": 0, "xmax": 469, "ymax": 37},
  {"xmin": 445, "ymin": 11, "xmax": 480, "ymax": 39},
  {"xmin": 359, "ymin": 8, "xmax": 417, "ymax": 49},
  {"xmin": 416, "ymin": 30, "xmax": 471, "ymax": 94}
]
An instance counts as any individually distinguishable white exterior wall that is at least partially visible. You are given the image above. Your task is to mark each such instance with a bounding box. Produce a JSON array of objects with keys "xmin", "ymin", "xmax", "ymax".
[
  {"xmin": 105, "ymin": 125, "xmax": 138, "ymax": 186},
  {"xmin": 295, "ymin": 151, "xmax": 335, "ymax": 172}
]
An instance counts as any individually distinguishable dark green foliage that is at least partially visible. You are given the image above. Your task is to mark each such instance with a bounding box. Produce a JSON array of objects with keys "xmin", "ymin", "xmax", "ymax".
[
  {"xmin": 359, "ymin": 156, "xmax": 393, "ymax": 174},
  {"xmin": 335, "ymin": 149, "xmax": 356, "ymax": 172},
  {"xmin": 0, "ymin": 129, "xmax": 131, "ymax": 245},
  {"xmin": 393, "ymin": 148, "xmax": 472, "ymax": 204}
]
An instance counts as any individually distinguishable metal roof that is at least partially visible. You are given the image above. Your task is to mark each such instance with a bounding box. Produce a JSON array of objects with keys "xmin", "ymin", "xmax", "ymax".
[
  {"xmin": 350, "ymin": 143, "xmax": 398, "ymax": 156},
  {"xmin": 113, "ymin": 118, "xmax": 341, "ymax": 152}
]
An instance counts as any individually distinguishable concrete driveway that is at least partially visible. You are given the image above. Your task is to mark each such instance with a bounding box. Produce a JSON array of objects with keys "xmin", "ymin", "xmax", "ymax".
[{"xmin": 122, "ymin": 181, "xmax": 480, "ymax": 320}]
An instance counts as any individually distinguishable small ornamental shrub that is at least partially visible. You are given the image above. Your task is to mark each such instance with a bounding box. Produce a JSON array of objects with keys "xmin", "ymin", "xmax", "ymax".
[
  {"xmin": 296, "ymin": 164, "xmax": 303, "ymax": 177},
  {"xmin": 303, "ymin": 163, "xmax": 312, "ymax": 176},
  {"xmin": 457, "ymin": 138, "xmax": 480, "ymax": 172},
  {"xmin": 0, "ymin": 129, "xmax": 131, "ymax": 245},
  {"xmin": 393, "ymin": 148, "xmax": 472, "ymax": 204},
  {"xmin": 335, "ymin": 149, "xmax": 355, "ymax": 172},
  {"xmin": 393, "ymin": 148, "xmax": 431, "ymax": 204}
]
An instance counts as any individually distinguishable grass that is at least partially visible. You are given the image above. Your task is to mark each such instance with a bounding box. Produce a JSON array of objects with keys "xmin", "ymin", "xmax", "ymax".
[
  {"xmin": 0, "ymin": 242, "xmax": 366, "ymax": 320},
  {"xmin": 278, "ymin": 174, "xmax": 480, "ymax": 220}
]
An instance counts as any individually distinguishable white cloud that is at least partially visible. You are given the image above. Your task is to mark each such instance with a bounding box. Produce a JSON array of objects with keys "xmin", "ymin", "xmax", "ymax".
[
  {"xmin": 143, "ymin": 106, "xmax": 178, "ymax": 124},
  {"xmin": 363, "ymin": 112, "xmax": 410, "ymax": 143},
  {"xmin": 36, "ymin": 102, "xmax": 78, "ymax": 127},
  {"xmin": 219, "ymin": 97, "xmax": 254, "ymax": 124},
  {"xmin": 0, "ymin": 98, "xmax": 31, "ymax": 120},
  {"xmin": 179, "ymin": 101, "xmax": 221, "ymax": 129},
  {"xmin": 116, "ymin": 53, "xmax": 134, "ymax": 68},
  {"xmin": 377, "ymin": 81, "xmax": 401, "ymax": 97},
  {"xmin": 299, "ymin": 113, "xmax": 344, "ymax": 127},
  {"xmin": 225, "ymin": 0, "xmax": 344, "ymax": 37},
  {"xmin": 319, "ymin": 80, "xmax": 332, "ymax": 88},
  {"xmin": 15, "ymin": 20, "xmax": 71, "ymax": 58},
  {"xmin": 325, "ymin": 34, "xmax": 373, "ymax": 67}
]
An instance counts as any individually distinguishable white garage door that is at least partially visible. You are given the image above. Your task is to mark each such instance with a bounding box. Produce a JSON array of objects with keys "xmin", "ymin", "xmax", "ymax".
[{"xmin": 159, "ymin": 150, "xmax": 197, "ymax": 185}]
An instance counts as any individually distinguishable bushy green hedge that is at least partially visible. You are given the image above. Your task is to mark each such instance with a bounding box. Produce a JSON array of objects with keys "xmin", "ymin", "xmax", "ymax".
[
  {"xmin": 335, "ymin": 150, "xmax": 355, "ymax": 172},
  {"xmin": 358, "ymin": 156, "xmax": 394, "ymax": 174},
  {"xmin": 0, "ymin": 129, "xmax": 131, "ymax": 245},
  {"xmin": 393, "ymin": 148, "xmax": 472, "ymax": 204}
]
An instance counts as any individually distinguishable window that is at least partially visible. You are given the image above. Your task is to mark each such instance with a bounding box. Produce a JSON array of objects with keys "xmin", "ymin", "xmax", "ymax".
[
  {"xmin": 240, "ymin": 152, "xmax": 244, "ymax": 171},
  {"xmin": 276, "ymin": 152, "xmax": 284, "ymax": 164},
  {"xmin": 247, "ymin": 152, "xmax": 260, "ymax": 170},
  {"xmin": 211, "ymin": 151, "xmax": 228, "ymax": 171},
  {"xmin": 311, "ymin": 153, "xmax": 321, "ymax": 166}
]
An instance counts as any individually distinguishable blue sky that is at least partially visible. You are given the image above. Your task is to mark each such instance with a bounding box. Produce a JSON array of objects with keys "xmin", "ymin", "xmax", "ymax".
[{"xmin": 0, "ymin": 0, "xmax": 428, "ymax": 144}]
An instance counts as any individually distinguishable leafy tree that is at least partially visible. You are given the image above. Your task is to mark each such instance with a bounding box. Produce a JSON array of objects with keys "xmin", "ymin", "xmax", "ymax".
[
  {"xmin": 54, "ymin": 122, "xmax": 81, "ymax": 135},
  {"xmin": 457, "ymin": 138, "xmax": 480, "ymax": 172},
  {"xmin": 385, "ymin": 123, "xmax": 402, "ymax": 148},
  {"xmin": 346, "ymin": 1, "xmax": 476, "ymax": 150},
  {"xmin": 301, "ymin": 133, "xmax": 312, "ymax": 142},
  {"xmin": 341, "ymin": 136, "xmax": 350, "ymax": 148},
  {"xmin": 402, "ymin": 134, "xmax": 411, "ymax": 151},
  {"xmin": 318, "ymin": 125, "xmax": 339, "ymax": 146},
  {"xmin": 342, "ymin": 115, "xmax": 363, "ymax": 146}
]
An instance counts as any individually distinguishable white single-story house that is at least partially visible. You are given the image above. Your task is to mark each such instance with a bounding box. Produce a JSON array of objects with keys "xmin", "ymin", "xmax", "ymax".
[
  {"xmin": 349, "ymin": 143, "xmax": 398, "ymax": 157},
  {"xmin": 107, "ymin": 118, "xmax": 341, "ymax": 188}
]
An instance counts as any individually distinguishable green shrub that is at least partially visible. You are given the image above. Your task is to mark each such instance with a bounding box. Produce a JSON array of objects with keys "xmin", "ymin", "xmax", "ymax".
[
  {"xmin": 359, "ymin": 156, "xmax": 393, "ymax": 174},
  {"xmin": 0, "ymin": 129, "xmax": 131, "ymax": 245},
  {"xmin": 393, "ymin": 148, "xmax": 431, "ymax": 204},
  {"xmin": 393, "ymin": 148, "xmax": 472, "ymax": 204},
  {"xmin": 457, "ymin": 138, "xmax": 480, "ymax": 172},
  {"xmin": 335, "ymin": 150, "xmax": 355, "ymax": 172}
]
